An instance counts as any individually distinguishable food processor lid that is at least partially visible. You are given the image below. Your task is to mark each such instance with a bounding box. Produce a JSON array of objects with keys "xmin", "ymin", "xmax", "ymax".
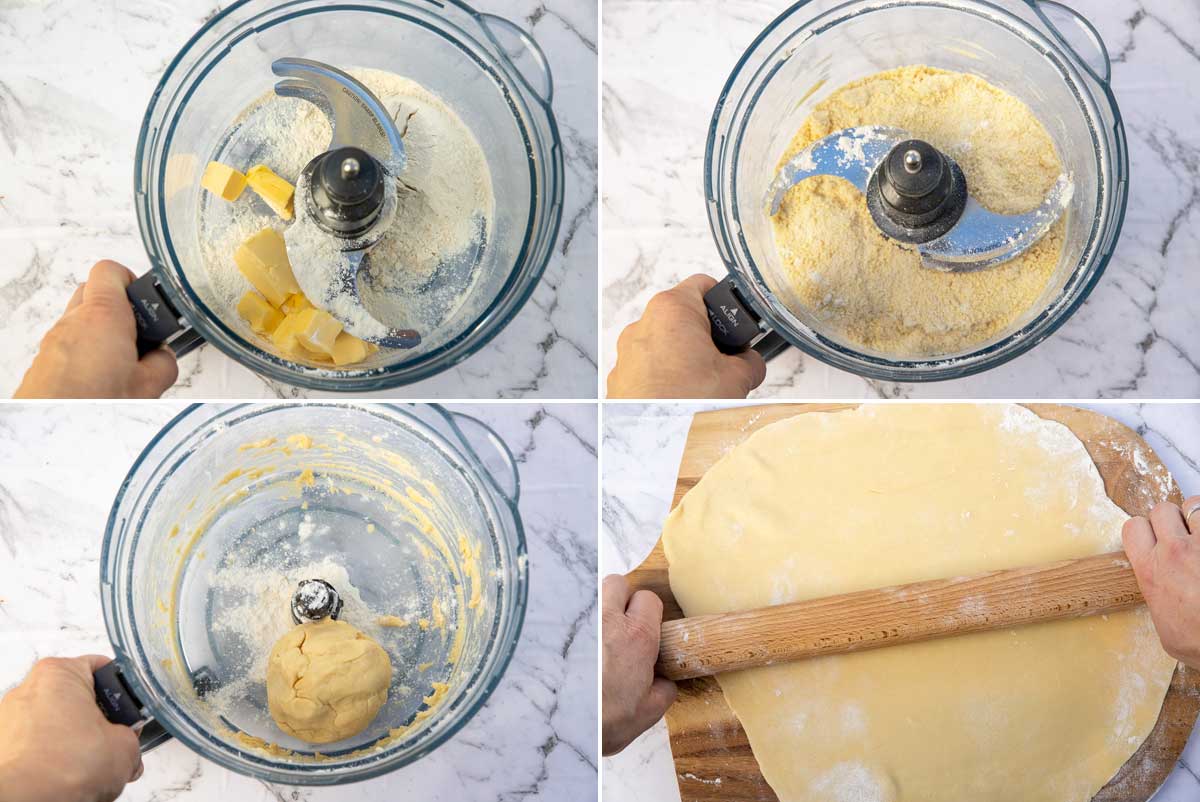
[
  {"xmin": 272, "ymin": 58, "xmax": 420, "ymax": 348},
  {"xmin": 765, "ymin": 125, "xmax": 1073, "ymax": 272}
]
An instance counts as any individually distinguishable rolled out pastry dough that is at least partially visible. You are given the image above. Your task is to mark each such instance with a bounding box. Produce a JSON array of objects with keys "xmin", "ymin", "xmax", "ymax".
[{"xmin": 663, "ymin": 404, "xmax": 1175, "ymax": 802}]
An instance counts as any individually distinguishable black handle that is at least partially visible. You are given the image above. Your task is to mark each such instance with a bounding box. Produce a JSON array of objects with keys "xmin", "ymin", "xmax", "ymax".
[
  {"xmin": 93, "ymin": 661, "xmax": 172, "ymax": 752},
  {"xmin": 703, "ymin": 276, "xmax": 790, "ymax": 362},
  {"xmin": 126, "ymin": 273, "xmax": 205, "ymax": 359}
]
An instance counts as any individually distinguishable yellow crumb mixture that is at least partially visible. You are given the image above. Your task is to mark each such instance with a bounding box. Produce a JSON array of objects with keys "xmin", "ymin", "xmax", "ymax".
[{"xmin": 771, "ymin": 65, "xmax": 1065, "ymax": 358}]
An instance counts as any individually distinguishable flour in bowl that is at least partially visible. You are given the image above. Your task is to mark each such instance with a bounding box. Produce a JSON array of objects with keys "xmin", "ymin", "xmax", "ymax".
[{"xmin": 198, "ymin": 68, "xmax": 494, "ymax": 353}]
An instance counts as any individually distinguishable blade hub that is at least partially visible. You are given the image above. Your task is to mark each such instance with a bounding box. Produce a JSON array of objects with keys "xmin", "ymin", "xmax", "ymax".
[
  {"xmin": 867, "ymin": 139, "xmax": 968, "ymax": 244},
  {"xmin": 304, "ymin": 145, "xmax": 386, "ymax": 238},
  {"xmin": 291, "ymin": 578, "xmax": 344, "ymax": 624}
]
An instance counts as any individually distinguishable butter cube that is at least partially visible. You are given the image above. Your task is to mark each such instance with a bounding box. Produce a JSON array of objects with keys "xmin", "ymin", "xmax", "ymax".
[
  {"xmin": 236, "ymin": 291, "xmax": 283, "ymax": 334},
  {"xmin": 246, "ymin": 164, "xmax": 295, "ymax": 220},
  {"xmin": 294, "ymin": 308, "xmax": 344, "ymax": 357},
  {"xmin": 234, "ymin": 228, "xmax": 299, "ymax": 307},
  {"xmin": 270, "ymin": 312, "xmax": 304, "ymax": 357},
  {"xmin": 331, "ymin": 332, "xmax": 371, "ymax": 366},
  {"xmin": 282, "ymin": 293, "xmax": 314, "ymax": 315},
  {"xmin": 272, "ymin": 312, "xmax": 332, "ymax": 364},
  {"xmin": 200, "ymin": 161, "xmax": 246, "ymax": 201}
]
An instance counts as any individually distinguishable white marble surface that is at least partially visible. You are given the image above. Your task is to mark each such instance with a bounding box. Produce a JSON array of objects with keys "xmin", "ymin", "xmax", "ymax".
[
  {"xmin": 600, "ymin": 401, "xmax": 1200, "ymax": 801},
  {"xmin": 0, "ymin": 0, "xmax": 597, "ymax": 399},
  {"xmin": 602, "ymin": 0, "xmax": 1200, "ymax": 398},
  {"xmin": 0, "ymin": 402, "xmax": 598, "ymax": 801}
]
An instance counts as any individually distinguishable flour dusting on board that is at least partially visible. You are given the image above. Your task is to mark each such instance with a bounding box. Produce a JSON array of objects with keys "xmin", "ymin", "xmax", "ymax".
[
  {"xmin": 1101, "ymin": 436, "xmax": 1176, "ymax": 510},
  {"xmin": 681, "ymin": 772, "xmax": 724, "ymax": 786}
]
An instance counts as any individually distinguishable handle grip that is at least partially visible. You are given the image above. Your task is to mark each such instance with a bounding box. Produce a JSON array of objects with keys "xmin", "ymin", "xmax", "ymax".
[
  {"xmin": 479, "ymin": 13, "xmax": 554, "ymax": 104},
  {"xmin": 1034, "ymin": 0, "xmax": 1112, "ymax": 84},
  {"xmin": 93, "ymin": 662, "xmax": 172, "ymax": 752},
  {"xmin": 127, "ymin": 272, "xmax": 204, "ymax": 359},
  {"xmin": 658, "ymin": 550, "xmax": 1144, "ymax": 681},
  {"xmin": 703, "ymin": 276, "xmax": 790, "ymax": 361},
  {"xmin": 450, "ymin": 411, "xmax": 521, "ymax": 504}
]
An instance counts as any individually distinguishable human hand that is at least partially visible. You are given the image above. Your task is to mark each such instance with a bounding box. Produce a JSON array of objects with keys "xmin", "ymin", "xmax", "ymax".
[
  {"xmin": 1122, "ymin": 497, "xmax": 1200, "ymax": 669},
  {"xmin": 0, "ymin": 656, "xmax": 143, "ymax": 802},
  {"xmin": 15, "ymin": 261, "xmax": 178, "ymax": 399},
  {"xmin": 601, "ymin": 574, "xmax": 677, "ymax": 756},
  {"xmin": 607, "ymin": 274, "xmax": 766, "ymax": 399}
]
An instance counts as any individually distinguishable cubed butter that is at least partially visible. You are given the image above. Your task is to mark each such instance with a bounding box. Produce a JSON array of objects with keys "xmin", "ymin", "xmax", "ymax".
[
  {"xmin": 331, "ymin": 332, "xmax": 371, "ymax": 366},
  {"xmin": 270, "ymin": 312, "xmax": 304, "ymax": 357},
  {"xmin": 268, "ymin": 311, "xmax": 331, "ymax": 363},
  {"xmin": 294, "ymin": 308, "xmax": 343, "ymax": 357},
  {"xmin": 282, "ymin": 293, "xmax": 314, "ymax": 315},
  {"xmin": 236, "ymin": 291, "xmax": 283, "ymax": 334},
  {"xmin": 246, "ymin": 164, "xmax": 295, "ymax": 220},
  {"xmin": 200, "ymin": 161, "xmax": 246, "ymax": 201},
  {"xmin": 234, "ymin": 228, "xmax": 299, "ymax": 307}
]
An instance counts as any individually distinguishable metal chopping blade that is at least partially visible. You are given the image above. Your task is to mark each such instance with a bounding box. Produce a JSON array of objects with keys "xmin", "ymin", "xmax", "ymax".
[
  {"xmin": 766, "ymin": 125, "xmax": 1073, "ymax": 273},
  {"xmin": 272, "ymin": 57, "xmax": 419, "ymax": 349},
  {"xmin": 273, "ymin": 58, "xmax": 406, "ymax": 176}
]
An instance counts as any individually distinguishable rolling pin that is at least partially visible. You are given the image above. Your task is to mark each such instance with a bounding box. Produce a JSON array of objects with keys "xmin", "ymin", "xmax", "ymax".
[{"xmin": 657, "ymin": 551, "xmax": 1145, "ymax": 681}]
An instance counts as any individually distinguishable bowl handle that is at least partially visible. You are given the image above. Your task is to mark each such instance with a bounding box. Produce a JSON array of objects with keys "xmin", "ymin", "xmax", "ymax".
[
  {"xmin": 127, "ymin": 272, "xmax": 205, "ymax": 359},
  {"xmin": 449, "ymin": 411, "xmax": 521, "ymax": 504},
  {"xmin": 1032, "ymin": 0, "xmax": 1112, "ymax": 84},
  {"xmin": 93, "ymin": 661, "xmax": 173, "ymax": 753},
  {"xmin": 479, "ymin": 13, "xmax": 555, "ymax": 105},
  {"xmin": 704, "ymin": 276, "xmax": 791, "ymax": 362}
]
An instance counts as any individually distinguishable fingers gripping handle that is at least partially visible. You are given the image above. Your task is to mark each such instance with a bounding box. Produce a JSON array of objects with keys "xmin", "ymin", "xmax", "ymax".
[
  {"xmin": 93, "ymin": 662, "xmax": 171, "ymax": 752},
  {"xmin": 127, "ymin": 272, "xmax": 204, "ymax": 359},
  {"xmin": 705, "ymin": 276, "xmax": 760, "ymax": 352},
  {"xmin": 703, "ymin": 276, "xmax": 790, "ymax": 361}
]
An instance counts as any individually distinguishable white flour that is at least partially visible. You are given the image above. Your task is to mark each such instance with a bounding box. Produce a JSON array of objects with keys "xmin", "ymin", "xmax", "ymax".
[
  {"xmin": 198, "ymin": 68, "xmax": 494, "ymax": 346},
  {"xmin": 809, "ymin": 761, "xmax": 891, "ymax": 802}
]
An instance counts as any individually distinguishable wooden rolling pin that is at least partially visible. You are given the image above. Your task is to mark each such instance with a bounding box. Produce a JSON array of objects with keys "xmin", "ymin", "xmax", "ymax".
[{"xmin": 657, "ymin": 551, "xmax": 1144, "ymax": 681}]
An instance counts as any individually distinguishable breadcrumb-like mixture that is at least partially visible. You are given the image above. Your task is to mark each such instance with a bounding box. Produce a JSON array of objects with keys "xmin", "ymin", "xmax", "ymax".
[{"xmin": 771, "ymin": 65, "xmax": 1065, "ymax": 358}]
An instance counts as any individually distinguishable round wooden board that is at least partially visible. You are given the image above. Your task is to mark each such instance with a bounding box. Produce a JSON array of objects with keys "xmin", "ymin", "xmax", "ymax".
[{"xmin": 623, "ymin": 403, "xmax": 1200, "ymax": 802}]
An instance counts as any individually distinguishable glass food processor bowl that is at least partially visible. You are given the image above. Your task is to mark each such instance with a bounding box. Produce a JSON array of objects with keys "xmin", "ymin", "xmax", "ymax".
[
  {"xmin": 135, "ymin": 0, "xmax": 563, "ymax": 391},
  {"xmin": 100, "ymin": 403, "xmax": 528, "ymax": 784},
  {"xmin": 705, "ymin": 0, "xmax": 1126, "ymax": 381}
]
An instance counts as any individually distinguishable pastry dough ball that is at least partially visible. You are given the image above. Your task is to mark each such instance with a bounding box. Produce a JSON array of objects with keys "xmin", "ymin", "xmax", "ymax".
[{"xmin": 266, "ymin": 618, "xmax": 392, "ymax": 744}]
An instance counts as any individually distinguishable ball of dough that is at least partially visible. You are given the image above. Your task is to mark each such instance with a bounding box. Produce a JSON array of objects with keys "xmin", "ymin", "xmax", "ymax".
[{"xmin": 266, "ymin": 618, "xmax": 392, "ymax": 744}]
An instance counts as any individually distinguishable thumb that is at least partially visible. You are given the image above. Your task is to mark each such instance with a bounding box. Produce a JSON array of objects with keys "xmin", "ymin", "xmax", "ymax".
[
  {"xmin": 638, "ymin": 677, "xmax": 678, "ymax": 724},
  {"xmin": 82, "ymin": 261, "xmax": 136, "ymax": 307},
  {"xmin": 133, "ymin": 348, "xmax": 179, "ymax": 398},
  {"xmin": 674, "ymin": 273, "xmax": 719, "ymax": 304}
]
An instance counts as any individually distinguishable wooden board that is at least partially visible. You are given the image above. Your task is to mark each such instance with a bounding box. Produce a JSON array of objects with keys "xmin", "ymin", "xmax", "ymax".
[{"xmin": 625, "ymin": 403, "xmax": 1200, "ymax": 802}]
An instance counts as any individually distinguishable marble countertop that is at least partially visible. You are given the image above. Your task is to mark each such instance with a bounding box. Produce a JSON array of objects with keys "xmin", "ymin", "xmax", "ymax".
[
  {"xmin": 0, "ymin": 402, "xmax": 598, "ymax": 801},
  {"xmin": 0, "ymin": 0, "xmax": 597, "ymax": 399},
  {"xmin": 602, "ymin": 0, "xmax": 1200, "ymax": 398},
  {"xmin": 601, "ymin": 401, "xmax": 1200, "ymax": 801}
]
